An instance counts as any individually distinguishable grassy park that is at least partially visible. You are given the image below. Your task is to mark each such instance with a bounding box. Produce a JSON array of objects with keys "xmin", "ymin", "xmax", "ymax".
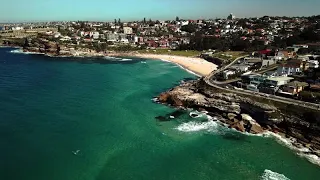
[{"xmin": 137, "ymin": 49, "xmax": 201, "ymax": 57}]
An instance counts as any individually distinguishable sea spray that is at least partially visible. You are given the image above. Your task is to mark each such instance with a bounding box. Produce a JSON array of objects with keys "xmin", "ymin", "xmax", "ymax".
[
  {"xmin": 174, "ymin": 112, "xmax": 320, "ymax": 166},
  {"xmin": 263, "ymin": 131, "xmax": 320, "ymax": 166},
  {"xmin": 10, "ymin": 49, "xmax": 45, "ymax": 55},
  {"xmin": 260, "ymin": 169, "xmax": 290, "ymax": 180},
  {"xmin": 175, "ymin": 120, "xmax": 219, "ymax": 132}
]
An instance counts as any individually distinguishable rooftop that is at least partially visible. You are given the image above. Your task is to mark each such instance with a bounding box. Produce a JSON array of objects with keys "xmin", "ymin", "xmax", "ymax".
[
  {"xmin": 266, "ymin": 76, "xmax": 294, "ymax": 82},
  {"xmin": 286, "ymin": 81, "xmax": 308, "ymax": 87}
]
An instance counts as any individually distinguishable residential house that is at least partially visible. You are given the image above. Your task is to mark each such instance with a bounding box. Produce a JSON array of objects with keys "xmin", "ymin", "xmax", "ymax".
[
  {"xmin": 309, "ymin": 60, "xmax": 319, "ymax": 69},
  {"xmin": 90, "ymin": 32, "xmax": 99, "ymax": 39},
  {"xmin": 106, "ymin": 33, "xmax": 118, "ymax": 42},
  {"xmin": 241, "ymin": 74, "xmax": 265, "ymax": 84},
  {"xmin": 53, "ymin": 32, "xmax": 61, "ymax": 38},
  {"xmin": 60, "ymin": 36, "xmax": 71, "ymax": 41},
  {"xmin": 307, "ymin": 43, "xmax": 320, "ymax": 52},
  {"xmin": 229, "ymin": 64, "xmax": 250, "ymax": 72},
  {"xmin": 99, "ymin": 34, "xmax": 105, "ymax": 39},
  {"xmin": 278, "ymin": 81, "xmax": 308, "ymax": 95},
  {"xmin": 276, "ymin": 50, "xmax": 295, "ymax": 60},
  {"xmin": 288, "ymin": 44, "xmax": 309, "ymax": 52},
  {"xmin": 277, "ymin": 59, "xmax": 309, "ymax": 76},
  {"xmin": 222, "ymin": 70, "xmax": 236, "ymax": 80},
  {"xmin": 262, "ymin": 58, "xmax": 276, "ymax": 67},
  {"xmin": 265, "ymin": 76, "xmax": 294, "ymax": 87},
  {"xmin": 123, "ymin": 27, "xmax": 133, "ymax": 35},
  {"xmin": 259, "ymin": 76, "xmax": 294, "ymax": 94}
]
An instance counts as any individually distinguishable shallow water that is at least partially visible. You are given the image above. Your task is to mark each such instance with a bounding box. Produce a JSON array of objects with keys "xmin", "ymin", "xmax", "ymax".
[{"xmin": 0, "ymin": 48, "xmax": 319, "ymax": 180}]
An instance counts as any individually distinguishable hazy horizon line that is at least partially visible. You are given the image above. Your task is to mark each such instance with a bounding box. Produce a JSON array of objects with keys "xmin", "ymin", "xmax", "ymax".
[{"xmin": 1, "ymin": 14, "xmax": 320, "ymax": 24}]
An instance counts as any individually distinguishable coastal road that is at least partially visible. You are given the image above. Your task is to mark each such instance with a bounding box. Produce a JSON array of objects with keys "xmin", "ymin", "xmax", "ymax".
[
  {"xmin": 213, "ymin": 64, "xmax": 279, "ymax": 85},
  {"xmin": 204, "ymin": 56, "xmax": 320, "ymax": 111}
]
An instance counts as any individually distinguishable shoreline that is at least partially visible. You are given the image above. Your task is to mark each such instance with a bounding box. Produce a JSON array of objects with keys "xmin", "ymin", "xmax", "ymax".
[
  {"xmin": 157, "ymin": 81, "xmax": 320, "ymax": 167},
  {"xmin": 4, "ymin": 45, "xmax": 320, "ymax": 167},
  {"xmin": 6, "ymin": 46, "xmax": 218, "ymax": 77},
  {"xmin": 108, "ymin": 52, "xmax": 218, "ymax": 77}
]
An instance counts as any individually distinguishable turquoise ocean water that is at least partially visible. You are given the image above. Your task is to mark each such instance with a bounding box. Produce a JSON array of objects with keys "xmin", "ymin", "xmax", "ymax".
[{"xmin": 0, "ymin": 48, "xmax": 319, "ymax": 180}]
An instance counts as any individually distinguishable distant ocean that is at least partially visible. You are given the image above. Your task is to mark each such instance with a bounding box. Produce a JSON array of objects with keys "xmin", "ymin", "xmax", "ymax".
[{"xmin": 0, "ymin": 47, "xmax": 319, "ymax": 180}]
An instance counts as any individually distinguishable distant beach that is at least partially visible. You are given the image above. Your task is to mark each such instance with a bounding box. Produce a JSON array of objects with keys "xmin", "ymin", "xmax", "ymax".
[
  {"xmin": 109, "ymin": 52, "xmax": 218, "ymax": 77},
  {"xmin": 7, "ymin": 46, "xmax": 218, "ymax": 77}
]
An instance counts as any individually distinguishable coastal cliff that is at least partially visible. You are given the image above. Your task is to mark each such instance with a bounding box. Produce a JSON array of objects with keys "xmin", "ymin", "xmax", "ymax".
[{"xmin": 157, "ymin": 79, "xmax": 320, "ymax": 158}]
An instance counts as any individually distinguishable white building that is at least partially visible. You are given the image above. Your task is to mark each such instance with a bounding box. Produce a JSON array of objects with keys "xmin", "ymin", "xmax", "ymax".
[
  {"xmin": 60, "ymin": 36, "xmax": 71, "ymax": 41},
  {"xmin": 222, "ymin": 70, "xmax": 236, "ymax": 80},
  {"xmin": 262, "ymin": 58, "xmax": 276, "ymax": 67},
  {"xmin": 309, "ymin": 60, "xmax": 319, "ymax": 68},
  {"xmin": 181, "ymin": 21, "xmax": 189, "ymax": 26},
  {"xmin": 265, "ymin": 77, "xmax": 294, "ymax": 87},
  {"xmin": 134, "ymin": 36, "xmax": 139, "ymax": 43},
  {"xmin": 229, "ymin": 65, "xmax": 250, "ymax": 72},
  {"xmin": 53, "ymin": 32, "xmax": 61, "ymax": 38},
  {"xmin": 123, "ymin": 27, "xmax": 133, "ymax": 34},
  {"xmin": 106, "ymin": 33, "xmax": 118, "ymax": 42},
  {"xmin": 89, "ymin": 32, "xmax": 99, "ymax": 39},
  {"xmin": 277, "ymin": 64, "xmax": 301, "ymax": 76}
]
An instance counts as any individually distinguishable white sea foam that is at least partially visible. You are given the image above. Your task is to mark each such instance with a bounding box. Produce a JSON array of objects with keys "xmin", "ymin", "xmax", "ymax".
[
  {"xmin": 120, "ymin": 58, "xmax": 132, "ymax": 61},
  {"xmin": 257, "ymin": 131, "xmax": 320, "ymax": 166},
  {"xmin": 175, "ymin": 120, "xmax": 219, "ymax": 132},
  {"xmin": 10, "ymin": 49, "xmax": 44, "ymax": 55},
  {"xmin": 189, "ymin": 111, "xmax": 206, "ymax": 118},
  {"xmin": 159, "ymin": 59, "xmax": 201, "ymax": 77},
  {"xmin": 175, "ymin": 63, "xmax": 201, "ymax": 77},
  {"xmin": 104, "ymin": 56, "xmax": 122, "ymax": 60},
  {"xmin": 175, "ymin": 112, "xmax": 320, "ymax": 166},
  {"xmin": 151, "ymin": 98, "xmax": 159, "ymax": 102},
  {"xmin": 299, "ymin": 153, "xmax": 320, "ymax": 166},
  {"xmin": 10, "ymin": 49, "xmax": 23, "ymax": 53},
  {"xmin": 160, "ymin": 59, "xmax": 171, "ymax": 63},
  {"xmin": 261, "ymin": 169, "xmax": 290, "ymax": 180}
]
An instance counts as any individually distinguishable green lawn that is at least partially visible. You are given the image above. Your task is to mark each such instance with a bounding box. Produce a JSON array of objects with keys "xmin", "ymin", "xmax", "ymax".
[
  {"xmin": 137, "ymin": 49, "xmax": 201, "ymax": 57},
  {"xmin": 211, "ymin": 51, "xmax": 248, "ymax": 61}
]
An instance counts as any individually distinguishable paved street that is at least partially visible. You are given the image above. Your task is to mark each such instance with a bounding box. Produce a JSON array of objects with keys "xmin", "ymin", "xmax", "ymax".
[{"xmin": 204, "ymin": 56, "xmax": 320, "ymax": 111}]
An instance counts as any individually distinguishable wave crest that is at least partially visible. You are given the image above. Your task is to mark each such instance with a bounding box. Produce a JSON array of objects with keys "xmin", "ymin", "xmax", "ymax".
[
  {"xmin": 10, "ymin": 49, "xmax": 44, "ymax": 55},
  {"xmin": 261, "ymin": 169, "xmax": 290, "ymax": 180},
  {"xmin": 175, "ymin": 120, "xmax": 218, "ymax": 132}
]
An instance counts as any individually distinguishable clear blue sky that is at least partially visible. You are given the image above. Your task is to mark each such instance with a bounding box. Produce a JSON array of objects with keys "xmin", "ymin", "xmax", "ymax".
[{"xmin": 1, "ymin": 0, "xmax": 320, "ymax": 22}]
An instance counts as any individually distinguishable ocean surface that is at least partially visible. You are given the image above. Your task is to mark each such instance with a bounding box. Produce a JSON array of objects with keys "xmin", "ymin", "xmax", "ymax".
[{"xmin": 0, "ymin": 47, "xmax": 319, "ymax": 180}]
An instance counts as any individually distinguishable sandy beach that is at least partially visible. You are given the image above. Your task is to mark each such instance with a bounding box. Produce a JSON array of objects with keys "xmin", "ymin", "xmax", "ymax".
[
  {"xmin": 8, "ymin": 46, "xmax": 218, "ymax": 77},
  {"xmin": 109, "ymin": 52, "xmax": 218, "ymax": 77}
]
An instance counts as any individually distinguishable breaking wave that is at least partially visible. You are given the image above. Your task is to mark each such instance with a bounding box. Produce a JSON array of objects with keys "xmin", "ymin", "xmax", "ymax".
[
  {"xmin": 10, "ymin": 49, "xmax": 44, "ymax": 55},
  {"xmin": 175, "ymin": 119, "xmax": 219, "ymax": 133},
  {"xmin": 120, "ymin": 58, "xmax": 132, "ymax": 61},
  {"xmin": 174, "ymin": 113, "xmax": 320, "ymax": 166},
  {"xmin": 159, "ymin": 59, "xmax": 201, "ymax": 77},
  {"xmin": 260, "ymin": 169, "xmax": 290, "ymax": 180},
  {"xmin": 104, "ymin": 56, "xmax": 122, "ymax": 60},
  {"xmin": 263, "ymin": 132, "xmax": 320, "ymax": 166},
  {"xmin": 10, "ymin": 49, "xmax": 23, "ymax": 53}
]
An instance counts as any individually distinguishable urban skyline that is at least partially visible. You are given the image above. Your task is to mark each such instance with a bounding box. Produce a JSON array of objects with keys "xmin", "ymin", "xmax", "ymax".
[{"xmin": 1, "ymin": 0, "xmax": 320, "ymax": 22}]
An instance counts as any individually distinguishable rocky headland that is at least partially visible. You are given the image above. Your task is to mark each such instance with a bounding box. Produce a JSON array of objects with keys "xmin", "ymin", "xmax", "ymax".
[{"xmin": 157, "ymin": 78, "xmax": 320, "ymax": 161}]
